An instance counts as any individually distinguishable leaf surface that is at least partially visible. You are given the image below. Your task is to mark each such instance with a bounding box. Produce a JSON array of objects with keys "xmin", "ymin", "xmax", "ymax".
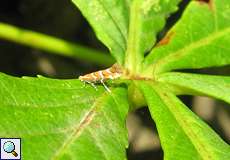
[
  {"xmin": 125, "ymin": 0, "xmax": 181, "ymax": 72},
  {"xmin": 0, "ymin": 73, "xmax": 129, "ymax": 160},
  {"xmin": 158, "ymin": 72, "xmax": 230, "ymax": 104},
  {"xmin": 137, "ymin": 81, "xmax": 230, "ymax": 160},
  {"xmin": 144, "ymin": 0, "xmax": 230, "ymax": 74},
  {"xmin": 71, "ymin": 0, "xmax": 129, "ymax": 65}
]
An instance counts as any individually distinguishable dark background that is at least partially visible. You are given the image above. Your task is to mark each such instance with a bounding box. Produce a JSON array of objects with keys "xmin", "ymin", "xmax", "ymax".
[{"xmin": 0, "ymin": 0, "xmax": 229, "ymax": 160}]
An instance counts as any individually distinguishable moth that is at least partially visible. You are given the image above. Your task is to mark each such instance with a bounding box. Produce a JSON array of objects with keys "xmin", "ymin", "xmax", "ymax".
[{"xmin": 79, "ymin": 64, "xmax": 122, "ymax": 92}]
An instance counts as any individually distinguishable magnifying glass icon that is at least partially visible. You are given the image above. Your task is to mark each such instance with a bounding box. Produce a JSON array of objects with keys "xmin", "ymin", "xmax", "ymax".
[{"xmin": 3, "ymin": 141, "xmax": 18, "ymax": 157}]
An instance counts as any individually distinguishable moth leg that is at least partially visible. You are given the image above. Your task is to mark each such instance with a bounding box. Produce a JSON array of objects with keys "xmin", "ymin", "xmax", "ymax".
[
  {"xmin": 81, "ymin": 80, "xmax": 98, "ymax": 91},
  {"xmin": 89, "ymin": 82, "xmax": 98, "ymax": 91},
  {"xmin": 100, "ymin": 80, "xmax": 111, "ymax": 93},
  {"xmin": 79, "ymin": 79, "xmax": 86, "ymax": 88},
  {"xmin": 83, "ymin": 81, "xmax": 86, "ymax": 87}
]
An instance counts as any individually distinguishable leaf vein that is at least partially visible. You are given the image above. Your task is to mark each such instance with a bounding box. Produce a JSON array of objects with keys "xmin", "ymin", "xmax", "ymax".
[{"xmin": 155, "ymin": 26, "xmax": 230, "ymax": 73}]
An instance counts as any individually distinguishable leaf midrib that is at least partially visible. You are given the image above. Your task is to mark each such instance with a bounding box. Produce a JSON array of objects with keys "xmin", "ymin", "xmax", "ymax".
[
  {"xmin": 125, "ymin": 0, "xmax": 140, "ymax": 73},
  {"xmin": 51, "ymin": 92, "xmax": 108, "ymax": 160},
  {"xmin": 154, "ymin": 85, "xmax": 216, "ymax": 160}
]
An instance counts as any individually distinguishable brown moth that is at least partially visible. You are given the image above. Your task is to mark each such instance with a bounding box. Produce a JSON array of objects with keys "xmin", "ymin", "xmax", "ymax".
[{"xmin": 79, "ymin": 64, "xmax": 122, "ymax": 92}]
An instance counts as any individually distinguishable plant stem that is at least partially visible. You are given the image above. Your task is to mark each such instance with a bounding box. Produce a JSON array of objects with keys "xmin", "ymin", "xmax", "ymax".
[{"xmin": 0, "ymin": 22, "xmax": 115, "ymax": 66}]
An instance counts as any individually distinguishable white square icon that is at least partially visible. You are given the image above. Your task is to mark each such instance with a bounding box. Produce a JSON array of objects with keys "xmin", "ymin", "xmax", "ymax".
[{"xmin": 0, "ymin": 138, "xmax": 21, "ymax": 160}]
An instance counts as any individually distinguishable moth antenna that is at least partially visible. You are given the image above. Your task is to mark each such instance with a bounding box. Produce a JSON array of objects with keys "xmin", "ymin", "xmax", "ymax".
[{"xmin": 100, "ymin": 80, "xmax": 111, "ymax": 93}]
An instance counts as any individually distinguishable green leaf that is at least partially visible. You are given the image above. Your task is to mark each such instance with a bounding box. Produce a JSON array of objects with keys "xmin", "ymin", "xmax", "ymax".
[
  {"xmin": 137, "ymin": 81, "xmax": 230, "ymax": 160},
  {"xmin": 71, "ymin": 0, "xmax": 129, "ymax": 65},
  {"xmin": 125, "ymin": 0, "xmax": 181, "ymax": 73},
  {"xmin": 144, "ymin": 0, "xmax": 230, "ymax": 74},
  {"xmin": 0, "ymin": 73, "xmax": 129, "ymax": 160},
  {"xmin": 158, "ymin": 72, "xmax": 230, "ymax": 104}
]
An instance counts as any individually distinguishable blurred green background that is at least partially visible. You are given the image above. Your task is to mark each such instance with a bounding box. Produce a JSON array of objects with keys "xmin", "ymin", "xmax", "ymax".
[{"xmin": 0, "ymin": 0, "xmax": 229, "ymax": 160}]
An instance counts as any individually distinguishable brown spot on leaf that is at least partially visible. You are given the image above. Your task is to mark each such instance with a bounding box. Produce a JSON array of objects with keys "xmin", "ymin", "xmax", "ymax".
[
  {"xmin": 197, "ymin": 0, "xmax": 210, "ymax": 3},
  {"xmin": 162, "ymin": 92, "xmax": 168, "ymax": 97},
  {"xmin": 196, "ymin": 0, "xmax": 213, "ymax": 10},
  {"xmin": 156, "ymin": 32, "xmax": 174, "ymax": 47}
]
